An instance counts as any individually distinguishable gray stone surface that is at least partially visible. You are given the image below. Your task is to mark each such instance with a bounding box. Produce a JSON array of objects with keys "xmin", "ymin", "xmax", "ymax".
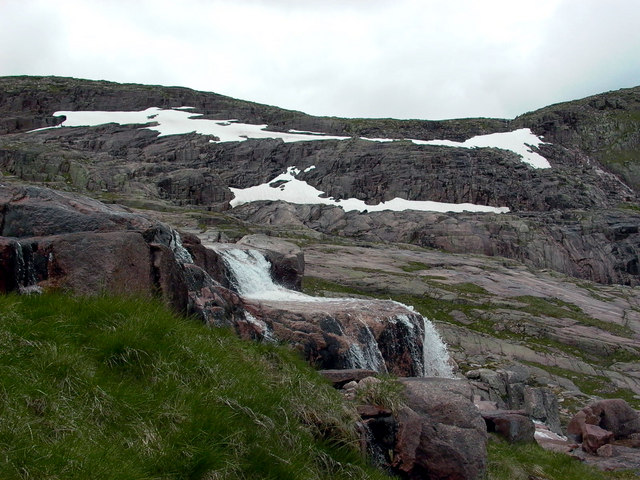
[{"xmin": 393, "ymin": 378, "xmax": 487, "ymax": 480}]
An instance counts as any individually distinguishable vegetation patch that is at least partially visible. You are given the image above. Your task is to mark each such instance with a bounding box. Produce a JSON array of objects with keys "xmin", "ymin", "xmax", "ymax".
[
  {"xmin": 0, "ymin": 293, "xmax": 389, "ymax": 480},
  {"xmin": 354, "ymin": 376, "xmax": 405, "ymax": 415},
  {"xmin": 513, "ymin": 295, "xmax": 634, "ymax": 338},
  {"xmin": 487, "ymin": 435, "xmax": 637, "ymax": 480},
  {"xmin": 400, "ymin": 261, "xmax": 430, "ymax": 272},
  {"xmin": 520, "ymin": 362, "xmax": 639, "ymax": 410}
]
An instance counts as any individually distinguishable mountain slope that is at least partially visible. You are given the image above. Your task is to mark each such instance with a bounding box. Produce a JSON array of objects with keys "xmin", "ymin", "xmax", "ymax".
[
  {"xmin": 1, "ymin": 75, "xmax": 640, "ymax": 473},
  {"xmin": 1, "ymin": 76, "xmax": 639, "ymax": 284}
]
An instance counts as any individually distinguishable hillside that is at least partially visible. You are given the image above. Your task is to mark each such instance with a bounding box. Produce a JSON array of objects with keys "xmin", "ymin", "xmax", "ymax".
[
  {"xmin": 0, "ymin": 293, "xmax": 387, "ymax": 480},
  {"xmin": 1, "ymin": 76, "xmax": 639, "ymax": 477}
]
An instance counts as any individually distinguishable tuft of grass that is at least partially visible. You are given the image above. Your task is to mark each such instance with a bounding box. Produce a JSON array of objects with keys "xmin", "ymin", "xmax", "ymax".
[
  {"xmin": 354, "ymin": 376, "xmax": 405, "ymax": 415},
  {"xmin": 0, "ymin": 293, "xmax": 390, "ymax": 480},
  {"xmin": 488, "ymin": 435, "xmax": 638, "ymax": 480}
]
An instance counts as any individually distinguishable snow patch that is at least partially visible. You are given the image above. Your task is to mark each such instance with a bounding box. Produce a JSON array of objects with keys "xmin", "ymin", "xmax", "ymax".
[
  {"xmin": 414, "ymin": 128, "xmax": 550, "ymax": 169},
  {"xmin": 363, "ymin": 129, "xmax": 550, "ymax": 168},
  {"xmin": 41, "ymin": 107, "xmax": 349, "ymax": 143},
  {"xmin": 230, "ymin": 166, "xmax": 509, "ymax": 214},
  {"xmin": 34, "ymin": 108, "xmax": 550, "ymax": 168}
]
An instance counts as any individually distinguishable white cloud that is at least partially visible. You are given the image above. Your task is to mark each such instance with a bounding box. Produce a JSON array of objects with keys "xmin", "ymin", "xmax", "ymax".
[{"xmin": 1, "ymin": 0, "xmax": 639, "ymax": 119}]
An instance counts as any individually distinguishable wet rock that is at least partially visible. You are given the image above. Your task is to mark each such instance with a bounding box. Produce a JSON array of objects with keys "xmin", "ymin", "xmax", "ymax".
[
  {"xmin": 393, "ymin": 378, "xmax": 487, "ymax": 480},
  {"xmin": 181, "ymin": 232, "xmax": 227, "ymax": 283},
  {"xmin": 243, "ymin": 297, "xmax": 427, "ymax": 376}
]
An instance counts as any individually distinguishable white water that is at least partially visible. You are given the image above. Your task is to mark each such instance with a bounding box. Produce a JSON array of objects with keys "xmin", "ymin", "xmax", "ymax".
[
  {"xmin": 214, "ymin": 248, "xmax": 319, "ymax": 302},
  {"xmin": 170, "ymin": 229, "xmax": 193, "ymax": 264},
  {"xmin": 215, "ymin": 246, "xmax": 454, "ymax": 377},
  {"xmin": 422, "ymin": 317, "xmax": 454, "ymax": 377}
]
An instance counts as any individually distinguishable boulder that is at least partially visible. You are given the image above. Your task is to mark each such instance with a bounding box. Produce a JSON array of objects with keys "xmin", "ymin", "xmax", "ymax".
[
  {"xmin": 481, "ymin": 410, "xmax": 535, "ymax": 443},
  {"xmin": 524, "ymin": 386, "xmax": 562, "ymax": 435},
  {"xmin": 568, "ymin": 399, "xmax": 640, "ymax": 441},
  {"xmin": 582, "ymin": 424, "xmax": 614, "ymax": 454},
  {"xmin": 393, "ymin": 378, "xmax": 487, "ymax": 480},
  {"xmin": 33, "ymin": 231, "xmax": 155, "ymax": 297},
  {"xmin": 596, "ymin": 444, "xmax": 615, "ymax": 457}
]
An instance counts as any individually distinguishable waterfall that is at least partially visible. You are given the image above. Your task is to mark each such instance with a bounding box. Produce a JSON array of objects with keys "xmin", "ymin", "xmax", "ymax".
[
  {"xmin": 215, "ymin": 248, "xmax": 320, "ymax": 302},
  {"xmin": 422, "ymin": 317, "xmax": 454, "ymax": 377},
  {"xmin": 216, "ymin": 246, "xmax": 454, "ymax": 377},
  {"xmin": 13, "ymin": 241, "xmax": 41, "ymax": 294},
  {"xmin": 169, "ymin": 229, "xmax": 193, "ymax": 264}
]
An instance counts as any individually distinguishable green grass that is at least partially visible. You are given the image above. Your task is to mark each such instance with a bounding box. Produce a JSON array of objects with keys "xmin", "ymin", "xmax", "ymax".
[
  {"xmin": 0, "ymin": 293, "xmax": 390, "ymax": 480},
  {"xmin": 487, "ymin": 435, "xmax": 637, "ymax": 480},
  {"xmin": 400, "ymin": 261, "xmax": 430, "ymax": 273},
  {"xmin": 513, "ymin": 296, "xmax": 634, "ymax": 338},
  {"xmin": 520, "ymin": 362, "xmax": 640, "ymax": 410}
]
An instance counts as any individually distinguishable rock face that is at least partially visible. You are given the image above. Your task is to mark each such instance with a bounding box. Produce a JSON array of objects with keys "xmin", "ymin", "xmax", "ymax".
[
  {"xmin": 1, "ymin": 76, "xmax": 639, "ymax": 286},
  {"xmin": 234, "ymin": 201, "xmax": 640, "ymax": 286},
  {"xmin": 393, "ymin": 378, "xmax": 487, "ymax": 480},
  {"xmin": 0, "ymin": 183, "xmax": 451, "ymax": 379}
]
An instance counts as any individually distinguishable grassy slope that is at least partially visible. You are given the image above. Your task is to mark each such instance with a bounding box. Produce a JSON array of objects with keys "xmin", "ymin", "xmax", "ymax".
[
  {"xmin": 0, "ymin": 293, "xmax": 388, "ymax": 480},
  {"xmin": 487, "ymin": 437, "xmax": 637, "ymax": 480},
  {"xmin": 0, "ymin": 293, "xmax": 637, "ymax": 480}
]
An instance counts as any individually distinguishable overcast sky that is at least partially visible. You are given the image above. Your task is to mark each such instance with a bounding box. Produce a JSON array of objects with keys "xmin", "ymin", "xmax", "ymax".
[{"xmin": 2, "ymin": 0, "xmax": 640, "ymax": 120}]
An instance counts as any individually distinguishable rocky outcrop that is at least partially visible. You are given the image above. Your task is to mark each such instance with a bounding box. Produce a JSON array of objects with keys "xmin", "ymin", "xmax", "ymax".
[
  {"xmin": 568, "ymin": 399, "xmax": 640, "ymax": 443},
  {"xmin": 1, "ymin": 76, "xmax": 639, "ymax": 286},
  {"xmin": 234, "ymin": 201, "xmax": 640, "ymax": 286},
  {"xmin": 513, "ymin": 85, "xmax": 640, "ymax": 192},
  {"xmin": 0, "ymin": 183, "xmax": 447, "ymax": 378},
  {"xmin": 242, "ymin": 297, "xmax": 427, "ymax": 376},
  {"xmin": 393, "ymin": 378, "xmax": 487, "ymax": 480},
  {"xmin": 466, "ymin": 365, "xmax": 562, "ymax": 435},
  {"xmin": 0, "ymin": 183, "xmax": 240, "ymax": 324}
]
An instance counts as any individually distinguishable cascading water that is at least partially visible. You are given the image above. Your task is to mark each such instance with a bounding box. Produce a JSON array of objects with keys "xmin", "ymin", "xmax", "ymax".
[
  {"xmin": 215, "ymin": 248, "xmax": 317, "ymax": 302},
  {"xmin": 12, "ymin": 241, "xmax": 41, "ymax": 294},
  {"xmin": 422, "ymin": 317, "xmax": 454, "ymax": 377},
  {"xmin": 216, "ymin": 247, "xmax": 454, "ymax": 378},
  {"xmin": 169, "ymin": 229, "xmax": 193, "ymax": 264}
]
